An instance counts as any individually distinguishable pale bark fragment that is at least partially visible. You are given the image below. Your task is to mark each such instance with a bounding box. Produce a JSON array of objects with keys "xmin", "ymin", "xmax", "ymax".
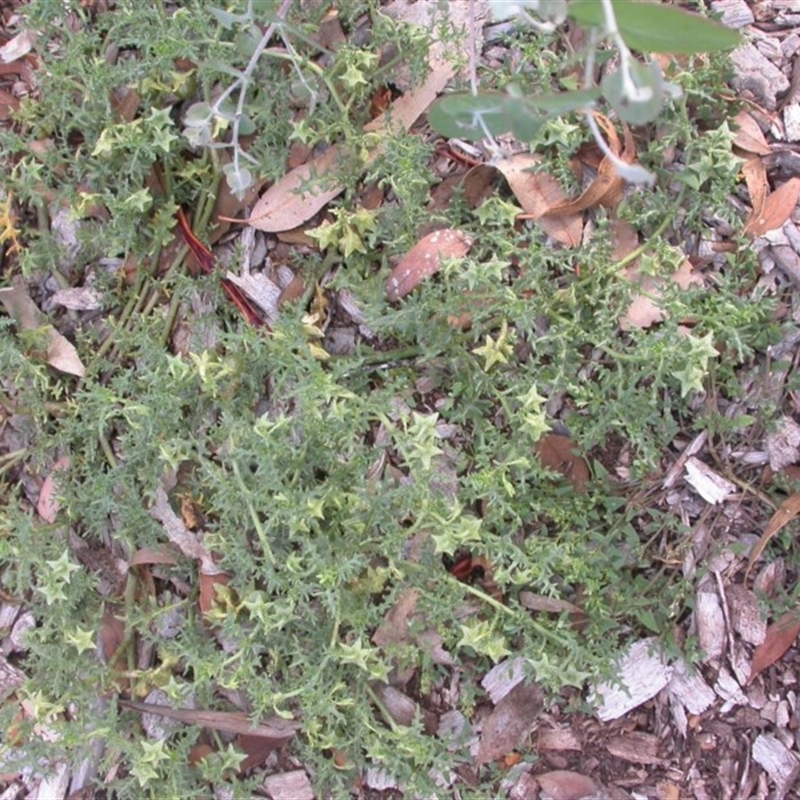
[
  {"xmin": 481, "ymin": 657, "xmax": 528, "ymax": 704},
  {"xmin": 668, "ymin": 658, "xmax": 716, "ymax": 715},
  {"xmin": 752, "ymin": 734, "xmax": 800, "ymax": 800},
  {"xmin": 263, "ymin": 770, "xmax": 314, "ymax": 800},
  {"xmin": 538, "ymin": 727, "xmax": 582, "ymax": 751},
  {"xmin": 714, "ymin": 667, "xmax": 749, "ymax": 713},
  {"xmin": 696, "ymin": 586, "xmax": 726, "ymax": 663},
  {"xmin": 765, "ymin": 417, "xmax": 800, "ymax": 472},
  {"xmin": 684, "ymin": 457, "xmax": 736, "ymax": 504},
  {"xmin": 606, "ymin": 732, "xmax": 664, "ymax": 765},
  {"xmin": 710, "ymin": 0, "xmax": 755, "ymax": 27},
  {"xmin": 30, "ymin": 763, "xmax": 70, "ymax": 800},
  {"xmin": 591, "ymin": 638, "xmax": 672, "ymax": 721},
  {"xmin": 730, "ymin": 44, "xmax": 789, "ymax": 110},
  {"xmin": 0, "ymin": 654, "xmax": 25, "ymax": 700},
  {"xmin": 728, "ymin": 584, "xmax": 767, "ymax": 645}
]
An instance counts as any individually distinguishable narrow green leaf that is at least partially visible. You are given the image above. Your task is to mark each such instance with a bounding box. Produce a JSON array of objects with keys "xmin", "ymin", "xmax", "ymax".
[
  {"xmin": 567, "ymin": 0, "xmax": 740, "ymax": 54},
  {"xmin": 508, "ymin": 104, "xmax": 546, "ymax": 142},
  {"xmin": 428, "ymin": 92, "xmax": 512, "ymax": 141},
  {"xmin": 208, "ymin": 6, "xmax": 250, "ymax": 28},
  {"xmin": 526, "ymin": 87, "xmax": 601, "ymax": 114}
]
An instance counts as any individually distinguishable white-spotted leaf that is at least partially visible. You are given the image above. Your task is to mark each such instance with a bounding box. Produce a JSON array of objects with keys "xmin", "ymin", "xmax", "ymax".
[{"xmin": 386, "ymin": 229, "xmax": 474, "ymax": 302}]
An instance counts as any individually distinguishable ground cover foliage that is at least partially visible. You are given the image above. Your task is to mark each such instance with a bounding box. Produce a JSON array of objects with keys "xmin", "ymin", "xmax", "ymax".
[{"xmin": 1, "ymin": 0, "xmax": 799, "ymax": 797}]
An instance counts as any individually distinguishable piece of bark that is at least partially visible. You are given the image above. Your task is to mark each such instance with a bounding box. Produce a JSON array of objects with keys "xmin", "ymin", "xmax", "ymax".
[
  {"xmin": 668, "ymin": 658, "xmax": 716, "ymax": 715},
  {"xmin": 684, "ymin": 458, "xmax": 736, "ymax": 504},
  {"xmin": 0, "ymin": 654, "xmax": 25, "ymax": 700},
  {"xmin": 714, "ymin": 667, "xmax": 748, "ymax": 713},
  {"xmin": 538, "ymin": 727, "xmax": 582, "ymax": 752},
  {"xmin": 710, "ymin": 0, "xmax": 754, "ymax": 27},
  {"xmin": 765, "ymin": 417, "xmax": 800, "ymax": 472},
  {"xmin": 591, "ymin": 638, "xmax": 672, "ymax": 721},
  {"xmin": 263, "ymin": 770, "xmax": 314, "ymax": 800},
  {"xmin": 751, "ymin": 734, "xmax": 800, "ymax": 800},
  {"xmin": 696, "ymin": 586, "xmax": 726, "ymax": 663},
  {"xmin": 607, "ymin": 732, "xmax": 664, "ymax": 765},
  {"xmin": 730, "ymin": 44, "xmax": 790, "ymax": 110},
  {"xmin": 477, "ymin": 681, "xmax": 544, "ymax": 764},
  {"xmin": 481, "ymin": 657, "xmax": 528, "ymax": 704},
  {"xmin": 727, "ymin": 584, "xmax": 767, "ymax": 646}
]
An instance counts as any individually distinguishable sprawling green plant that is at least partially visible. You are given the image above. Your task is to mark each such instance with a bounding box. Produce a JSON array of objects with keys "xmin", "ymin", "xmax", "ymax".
[
  {"xmin": 429, "ymin": 0, "xmax": 739, "ymax": 184},
  {"xmin": 0, "ymin": 0, "xmax": 784, "ymax": 798}
]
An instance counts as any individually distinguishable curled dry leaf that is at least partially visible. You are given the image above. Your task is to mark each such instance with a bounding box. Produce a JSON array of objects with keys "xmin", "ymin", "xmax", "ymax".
[
  {"xmin": 545, "ymin": 114, "xmax": 636, "ymax": 217},
  {"xmin": 129, "ymin": 546, "xmax": 180, "ymax": 567},
  {"xmin": 742, "ymin": 157, "xmax": 769, "ymax": 224},
  {"xmin": 494, "ymin": 153, "xmax": 582, "ymax": 247},
  {"xmin": 732, "ymin": 110, "xmax": 772, "ymax": 156},
  {"xmin": 386, "ymin": 229, "xmax": 473, "ymax": 301},
  {"xmin": 0, "ymin": 282, "xmax": 86, "ymax": 377}
]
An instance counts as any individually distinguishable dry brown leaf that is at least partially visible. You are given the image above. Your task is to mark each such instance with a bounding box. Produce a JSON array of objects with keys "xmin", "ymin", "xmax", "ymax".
[
  {"xmin": 98, "ymin": 607, "xmax": 126, "ymax": 664},
  {"xmin": 232, "ymin": 734, "xmax": 287, "ymax": 774},
  {"xmin": 620, "ymin": 275, "xmax": 668, "ymax": 330},
  {"xmin": 476, "ymin": 681, "xmax": 543, "ymax": 764},
  {"xmin": 0, "ymin": 88, "xmax": 19, "ymax": 120},
  {"xmin": 546, "ymin": 115, "xmax": 635, "ymax": 217},
  {"xmin": 243, "ymin": 146, "xmax": 348, "ymax": 233},
  {"xmin": 748, "ymin": 611, "xmax": 800, "ymax": 684},
  {"xmin": 534, "ymin": 434, "xmax": 590, "ymax": 492},
  {"xmin": 462, "ymin": 164, "xmax": 498, "ymax": 208},
  {"xmin": 519, "ymin": 591, "xmax": 583, "ymax": 615},
  {"xmin": 610, "ymin": 218, "xmax": 640, "ymax": 261},
  {"xmin": 0, "ymin": 282, "xmax": 86, "ymax": 377},
  {"xmin": 744, "ymin": 177, "xmax": 800, "ymax": 237},
  {"xmin": 129, "ymin": 546, "xmax": 180, "ymax": 567},
  {"xmin": 386, "ymin": 229, "xmax": 473, "ymax": 302},
  {"xmin": 495, "ymin": 154, "xmax": 582, "ymax": 247},
  {"xmin": 747, "ymin": 492, "xmax": 800, "ymax": 575},
  {"xmin": 620, "ymin": 253, "xmax": 703, "ymax": 331},
  {"xmin": 372, "ymin": 588, "xmax": 420, "ymax": 648},
  {"xmin": 36, "ymin": 456, "xmax": 70, "ymax": 524},
  {"xmin": 198, "ymin": 570, "xmax": 230, "ymax": 617},
  {"xmin": 148, "ymin": 484, "xmax": 224, "ymax": 576},
  {"xmin": 537, "ymin": 771, "xmax": 598, "ymax": 800},
  {"xmin": 119, "ymin": 700, "xmax": 299, "ymax": 739},
  {"xmin": 247, "ymin": 17, "xmax": 459, "ymax": 232},
  {"xmin": 732, "ymin": 110, "xmax": 772, "ymax": 156},
  {"xmin": 545, "ymin": 162, "xmax": 620, "ymax": 216},
  {"xmin": 742, "ymin": 157, "xmax": 769, "ymax": 223}
]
